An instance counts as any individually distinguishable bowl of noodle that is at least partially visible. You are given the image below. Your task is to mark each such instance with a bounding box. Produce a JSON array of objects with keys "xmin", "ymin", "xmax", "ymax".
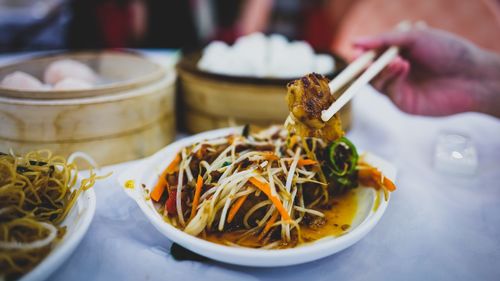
[{"xmin": 0, "ymin": 151, "xmax": 102, "ymax": 281}]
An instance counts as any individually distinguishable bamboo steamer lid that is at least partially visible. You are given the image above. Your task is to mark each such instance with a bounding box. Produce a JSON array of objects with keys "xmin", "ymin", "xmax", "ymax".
[
  {"xmin": 0, "ymin": 51, "xmax": 176, "ymax": 167},
  {"xmin": 177, "ymin": 52, "xmax": 351, "ymax": 134},
  {"xmin": 0, "ymin": 51, "xmax": 165, "ymax": 99}
]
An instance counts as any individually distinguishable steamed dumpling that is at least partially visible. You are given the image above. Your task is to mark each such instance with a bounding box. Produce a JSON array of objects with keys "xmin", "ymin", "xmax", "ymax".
[
  {"xmin": 1, "ymin": 71, "xmax": 46, "ymax": 90},
  {"xmin": 53, "ymin": 78, "xmax": 92, "ymax": 90},
  {"xmin": 198, "ymin": 33, "xmax": 336, "ymax": 78},
  {"xmin": 44, "ymin": 59, "xmax": 97, "ymax": 85}
]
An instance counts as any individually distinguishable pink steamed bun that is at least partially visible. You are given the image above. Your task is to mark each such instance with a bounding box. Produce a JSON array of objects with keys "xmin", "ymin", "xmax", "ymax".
[
  {"xmin": 1, "ymin": 71, "xmax": 46, "ymax": 90},
  {"xmin": 44, "ymin": 59, "xmax": 96, "ymax": 85}
]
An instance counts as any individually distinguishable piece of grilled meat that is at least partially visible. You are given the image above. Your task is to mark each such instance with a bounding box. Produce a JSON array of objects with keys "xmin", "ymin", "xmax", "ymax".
[{"xmin": 285, "ymin": 73, "xmax": 344, "ymax": 142}]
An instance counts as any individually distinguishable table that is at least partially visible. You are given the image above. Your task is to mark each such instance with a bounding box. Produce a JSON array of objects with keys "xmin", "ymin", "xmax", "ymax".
[{"xmin": 44, "ymin": 85, "xmax": 500, "ymax": 281}]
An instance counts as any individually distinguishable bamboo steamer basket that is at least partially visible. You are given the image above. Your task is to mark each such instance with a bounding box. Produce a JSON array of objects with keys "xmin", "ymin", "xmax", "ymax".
[
  {"xmin": 177, "ymin": 52, "xmax": 351, "ymax": 134},
  {"xmin": 0, "ymin": 51, "xmax": 176, "ymax": 167}
]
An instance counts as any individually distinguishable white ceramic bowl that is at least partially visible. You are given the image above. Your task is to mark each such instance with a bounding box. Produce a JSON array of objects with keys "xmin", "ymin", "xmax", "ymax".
[
  {"xmin": 118, "ymin": 127, "xmax": 397, "ymax": 267},
  {"xmin": 19, "ymin": 185, "xmax": 96, "ymax": 281}
]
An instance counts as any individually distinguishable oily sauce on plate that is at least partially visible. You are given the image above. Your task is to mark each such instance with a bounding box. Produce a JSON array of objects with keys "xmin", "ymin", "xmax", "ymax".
[{"xmin": 202, "ymin": 190, "xmax": 358, "ymax": 249}]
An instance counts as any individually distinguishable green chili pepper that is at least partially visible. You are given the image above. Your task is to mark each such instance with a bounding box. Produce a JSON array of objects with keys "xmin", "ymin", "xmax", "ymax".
[
  {"xmin": 322, "ymin": 137, "xmax": 360, "ymax": 195},
  {"xmin": 327, "ymin": 137, "xmax": 358, "ymax": 176}
]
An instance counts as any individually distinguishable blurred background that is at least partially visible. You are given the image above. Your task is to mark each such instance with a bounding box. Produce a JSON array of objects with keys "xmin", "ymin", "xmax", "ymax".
[
  {"xmin": 0, "ymin": 0, "xmax": 499, "ymax": 165},
  {"xmin": 1, "ymin": 0, "xmax": 499, "ymax": 57}
]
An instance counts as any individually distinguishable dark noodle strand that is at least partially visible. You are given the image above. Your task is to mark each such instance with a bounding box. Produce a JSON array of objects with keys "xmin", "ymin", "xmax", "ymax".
[{"xmin": 0, "ymin": 150, "xmax": 103, "ymax": 280}]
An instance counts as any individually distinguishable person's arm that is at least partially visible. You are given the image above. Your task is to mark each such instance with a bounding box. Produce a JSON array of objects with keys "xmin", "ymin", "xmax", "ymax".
[{"xmin": 353, "ymin": 27, "xmax": 500, "ymax": 118}]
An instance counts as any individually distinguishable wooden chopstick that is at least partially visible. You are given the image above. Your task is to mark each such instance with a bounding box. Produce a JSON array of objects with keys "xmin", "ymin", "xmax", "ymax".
[
  {"xmin": 284, "ymin": 51, "xmax": 376, "ymax": 127},
  {"xmin": 328, "ymin": 50, "xmax": 376, "ymax": 94},
  {"xmin": 321, "ymin": 46, "xmax": 399, "ymax": 122}
]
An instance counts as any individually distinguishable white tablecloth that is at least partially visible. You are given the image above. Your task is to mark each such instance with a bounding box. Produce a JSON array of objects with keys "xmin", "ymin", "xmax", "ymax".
[{"xmin": 44, "ymin": 86, "xmax": 500, "ymax": 281}]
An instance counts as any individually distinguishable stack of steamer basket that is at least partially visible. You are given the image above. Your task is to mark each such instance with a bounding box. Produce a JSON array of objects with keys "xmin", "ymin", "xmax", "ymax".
[
  {"xmin": 0, "ymin": 51, "xmax": 176, "ymax": 167},
  {"xmin": 177, "ymin": 52, "xmax": 351, "ymax": 133}
]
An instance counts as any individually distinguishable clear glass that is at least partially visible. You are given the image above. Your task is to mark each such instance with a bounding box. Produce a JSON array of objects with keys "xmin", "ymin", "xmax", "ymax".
[{"xmin": 434, "ymin": 132, "xmax": 478, "ymax": 175}]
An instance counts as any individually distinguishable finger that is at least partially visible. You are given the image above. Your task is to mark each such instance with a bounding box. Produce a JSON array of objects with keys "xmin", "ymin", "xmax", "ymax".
[
  {"xmin": 372, "ymin": 65, "xmax": 398, "ymax": 91},
  {"xmin": 385, "ymin": 59, "xmax": 410, "ymax": 94},
  {"xmin": 353, "ymin": 30, "xmax": 416, "ymax": 50},
  {"xmin": 384, "ymin": 60, "xmax": 411, "ymax": 109},
  {"xmin": 371, "ymin": 56, "xmax": 407, "ymax": 91},
  {"xmin": 350, "ymin": 47, "xmax": 365, "ymax": 61}
]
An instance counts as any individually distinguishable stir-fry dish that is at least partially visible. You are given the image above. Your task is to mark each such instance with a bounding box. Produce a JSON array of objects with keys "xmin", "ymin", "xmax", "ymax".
[
  {"xmin": 150, "ymin": 126, "xmax": 396, "ymax": 249},
  {"xmin": 0, "ymin": 151, "xmax": 104, "ymax": 280},
  {"xmin": 285, "ymin": 73, "xmax": 344, "ymax": 142}
]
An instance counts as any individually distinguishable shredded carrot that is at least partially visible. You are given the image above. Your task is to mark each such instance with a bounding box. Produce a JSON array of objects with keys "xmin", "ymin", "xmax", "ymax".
[
  {"xmin": 150, "ymin": 154, "xmax": 181, "ymax": 202},
  {"xmin": 297, "ymin": 158, "xmax": 317, "ymax": 166},
  {"xmin": 258, "ymin": 211, "xmax": 279, "ymax": 240},
  {"xmin": 227, "ymin": 194, "xmax": 249, "ymax": 223},
  {"xmin": 261, "ymin": 152, "xmax": 279, "ymax": 161},
  {"xmin": 151, "ymin": 172, "xmax": 167, "ymax": 202},
  {"xmin": 284, "ymin": 158, "xmax": 317, "ymax": 166},
  {"xmin": 249, "ymin": 177, "xmax": 291, "ymax": 221},
  {"xmin": 382, "ymin": 176, "xmax": 396, "ymax": 191},
  {"xmin": 190, "ymin": 175, "xmax": 204, "ymax": 220},
  {"xmin": 359, "ymin": 168, "xmax": 396, "ymax": 191},
  {"xmin": 167, "ymin": 154, "xmax": 181, "ymax": 172}
]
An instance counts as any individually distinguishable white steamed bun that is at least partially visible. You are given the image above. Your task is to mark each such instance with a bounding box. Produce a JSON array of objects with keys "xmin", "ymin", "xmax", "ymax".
[
  {"xmin": 198, "ymin": 33, "xmax": 335, "ymax": 78},
  {"xmin": 53, "ymin": 78, "xmax": 92, "ymax": 90}
]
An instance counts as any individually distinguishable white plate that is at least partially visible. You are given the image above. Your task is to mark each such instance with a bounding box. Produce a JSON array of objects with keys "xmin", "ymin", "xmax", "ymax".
[
  {"xmin": 19, "ymin": 185, "xmax": 96, "ymax": 281},
  {"xmin": 118, "ymin": 127, "xmax": 397, "ymax": 267}
]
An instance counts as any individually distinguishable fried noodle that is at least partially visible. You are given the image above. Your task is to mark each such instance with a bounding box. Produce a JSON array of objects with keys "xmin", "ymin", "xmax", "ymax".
[{"xmin": 0, "ymin": 150, "xmax": 104, "ymax": 280}]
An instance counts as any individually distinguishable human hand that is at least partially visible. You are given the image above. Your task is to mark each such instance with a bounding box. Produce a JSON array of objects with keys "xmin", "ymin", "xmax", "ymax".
[{"xmin": 353, "ymin": 27, "xmax": 500, "ymax": 117}]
